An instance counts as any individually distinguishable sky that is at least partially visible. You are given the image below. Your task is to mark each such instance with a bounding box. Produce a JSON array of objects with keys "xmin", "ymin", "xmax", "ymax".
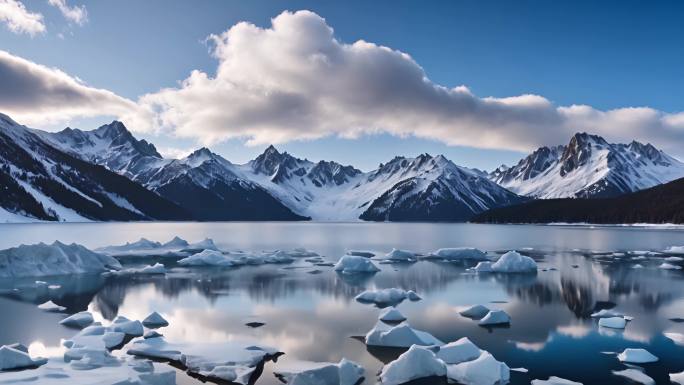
[{"xmin": 1, "ymin": 0, "xmax": 683, "ymax": 171}]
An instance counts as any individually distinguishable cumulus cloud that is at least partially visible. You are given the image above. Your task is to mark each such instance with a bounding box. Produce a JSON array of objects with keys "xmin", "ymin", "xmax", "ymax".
[
  {"xmin": 0, "ymin": 0, "xmax": 45, "ymax": 36},
  {"xmin": 47, "ymin": 0, "xmax": 87, "ymax": 25},
  {"xmin": 0, "ymin": 50, "xmax": 137, "ymax": 126},
  {"xmin": 128, "ymin": 10, "xmax": 684, "ymax": 154}
]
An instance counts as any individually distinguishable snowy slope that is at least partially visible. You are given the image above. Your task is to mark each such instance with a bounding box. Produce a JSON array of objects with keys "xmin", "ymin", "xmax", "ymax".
[
  {"xmin": 490, "ymin": 133, "xmax": 684, "ymax": 198},
  {"xmin": 0, "ymin": 113, "xmax": 188, "ymax": 222}
]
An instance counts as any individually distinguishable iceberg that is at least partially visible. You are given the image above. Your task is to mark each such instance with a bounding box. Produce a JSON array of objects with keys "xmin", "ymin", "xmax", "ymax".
[
  {"xmin": 365, "ymin": 321, "xmax": 443, "ymax": 347},
  {"xmin": 664, "ymin": 332, "xmax": 684, "ymax": 346},
  {"xmin": 382, "ymin": 249, "xmax": 418, "ymax": 262},
  {"xmin": 178, "ymin": 250, "xmax": 234, "ymax": 267},
  {"xmin": 355, "ymin": 288, "xmax": 420, "ymax": 307},
  {"xmin": 379, "ymin": 308, "xmax": 407, "ymax": 323},
  {"xmin": 612, "ymin": 369, "xmax": 655, "ymax": 385},
  {"xmin": 617, "ymin": 348, "xmax": 658, "ymax": 363},
  {"xmin": 114, "ymin": 262, "xmax": 167, "ymax": 275},
  {"xmin": 459, "ymin": 304, "xmax": 490, "ymax": 319},
  {"xmin": 490, "ymin": 251, "xmax": 537, "ymax": 273},
  {"xmin": 127, "ymin": 336, "xmax": 278, "ymax": 385},
  {"xmin": 0, "ymin": 345, "xmax": 47, "ymax": 371},
  {"xmin": 380, "ymin": 345, "xmax": 446, "ymax": 385},
  {"xmin": 96, "ymin": 236, "xmax": 218, "ymax": 257},
  {"xmin": 665, "ymin": 246, "xmax": 684, "ymax": 254},
  {"xmin": 334, "ymin": 255, "xmax": 380, "ymax": 274},
  {"xmin": 665, "ymin": 256, "xmax": 684, "ymax": 262},
  {"xmin": 531, "ymin": 376, "xmax": 583, "ymax": 385},
  {"xmin": 436, "ymin": 337, "xmax": 482, "ymax": 364},
  {"xmin": 659, "ymin": 262, "xmax": 682, "ymax": 270},
  {"xmin": 142, "ymin": 311, "xmax": 169, "ymax": 328},
  {"xmin": 38, "ymin": 300, "xmax": 66, "ymax": 312},
  {"xmin": 274, "ymin": 358, "xmax": 364, "ymax": 385},
  {"xmin": 427, "ymin": 247, "xmax": 488, "ymax": 261},
  {"xmin": 446, "ymin": 351, "xmax": 510, "ymax": 385},
  {"xmin": 598, "ymin": 317, "xmax": 627, "ymax": 329},
  {"xmin": 109, "ymin": 316, "xmax": 144, "ymax": 336},
  {"xmin": 0, "ymin": 242, "xmax": 121, "ymax": 278},
  {"xmin": 478, "ymin": 310, "xmax": 511, "ymax": 326},
  {"xmin": 59, "ymin": 311, "xmax": 94, "ymax": 329},
  {"xmin": 671, "ymin": 371, "xmax": 684, "ymax": 385}
]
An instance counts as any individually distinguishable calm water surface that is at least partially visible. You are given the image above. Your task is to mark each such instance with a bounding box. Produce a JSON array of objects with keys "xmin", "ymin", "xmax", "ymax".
[{"xmin": 1, "ymin": 222, "xmax": 684, "ymax": 385}]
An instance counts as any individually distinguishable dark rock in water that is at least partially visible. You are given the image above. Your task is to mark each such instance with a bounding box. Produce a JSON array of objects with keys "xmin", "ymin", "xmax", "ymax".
[
  {"xmin": 314, "ymin": 262, "xmax": 334, "ymax": 267},
  {"xmin": 307, "ymin": 269, "xmax": 323, "ymax": 275},
  {"xmin": 670, "ymin": 317, "xmax": 684, "ymax": 323},
  {"xmin": 245, "ymin": 322, "xmax": 265, "ymax": 328},
  {"xmin": 572, "ymin": 264, "xmax": 579, "ymax": 268}
]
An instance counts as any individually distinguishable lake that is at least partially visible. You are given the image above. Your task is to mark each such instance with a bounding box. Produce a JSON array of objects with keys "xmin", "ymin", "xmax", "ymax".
[{"xmin": 1, "ymin": 222, "xmax": 683, "ymax": 385}]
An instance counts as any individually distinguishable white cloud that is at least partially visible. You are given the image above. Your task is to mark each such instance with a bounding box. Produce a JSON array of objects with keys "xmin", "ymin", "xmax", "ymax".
[
  {"xmin": 128, "ymin": 10, "xmax": 684, "ymax": 154},
  {"xmin": 0, "ymin": 0, "xmax": 45, "ymax": 36},
  {"xmin": 0, "ymin": 50, "xmax": 137, "ymax": 126},
  {"xmin": 47, "ymin": 0, "xmax": 86, "ymax": 25}
]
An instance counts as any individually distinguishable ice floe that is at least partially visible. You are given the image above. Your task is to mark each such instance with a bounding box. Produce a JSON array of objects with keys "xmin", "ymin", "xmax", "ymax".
[
  {"xmin": 0, "ymin": 242, "xmax": 121, "ymax": 278},
  {"xmin": 427, "ymin": 247, "xmax": 488, "ymax": 261},
  {"xmin": 274, "ymin": 358, "xmax": 364, "ymax": 385},
  {"xmin": 531, "ymin": 376, "xmax": 583, "ymax": 385},
  {"xmin": 109, "ymin": 316, "xmax": 144, "ymax": 336},
  {"xmin": 355, "ymin": 288, "xmax": 421, "ymax": 307},
  {"xmin": 365, "ymin": 321, "xmax": 443, "ymax": 347},
  {"xmin": 664, "ymin": 332, "xmax": 684, "ymax": 345},
  {"xmin": 381, "ymin": 248, "xmax": 418, "ymax": 262},
  {"xmin": 672, "ymin": 371, "xmax": 684, "ymax": 385},
  {"xmin": 96, "ymin": 236, "xmax": 218, "ymax": 257},
  {"xmin": 471, "ymin": 251, "xmax": 537, "ymax": 273},
  {"xmin": 334, "ymin": 255, "xmax": 380, "ymax": 274},
  {"xmin": 617, "ymin": 348, "xmax": 658, "ymax": 363},
  {"xmin": 612, "ymin": 368, "xmax": 655, "ymax": 385},
  {"xmin": 664, "ymin": 246, "xmax": 684, "ymax": 254},
  {"xmin": 435, "ymin": 337, "xmax": 482, "ymax": 364},
  {"xmin": 459, "ymin": 304, "xmax": 490, "ymax": 319},
  {"xmin": 38, "ymin": 300, "xmax": 66, "ymax": 312},
  {"xmin": 0, "ymin": 345, "xmax": 47, "ymax": 371},
  {"xmin": 142, "ymin": 312, "xmax": 169, "ymax": 328},
  {"xmin": 379, "ymin": 308, "xmax": 407, "ymax": 323},
  {"xmin": 446, "ymin": 351, "xmax": 510, "ymax": 385},
  {"xmin": 127, "ymin": 336, "xmax": 279, "ymax": 385},
  {"xmin": 113, "ymin": 262, "xmax": 167, "ymax": 275},
  {"xmin": 59, "ymin": 311, "xmax": 94, "ymax": 329},
  {"xmin": 598, "ymin": 317, "xmax": 627, "ymax": 329},
  {"xmin": 380, "ymin": 345, "xmax": 446, "ymax": 385},
  {"xmin": 478, "ymin": 310, "xmax": 511, "ymax": 326},
  {"xmin": 590, "ymin": 309, "xmax": 624, "ymax": 318},
  {"xmin": 178, "ymin": 249, "xmax": 318, "ymax": 267},
  {"xmin": 659, "ymin": 262, "xmax": 682, "ymax": 270}
]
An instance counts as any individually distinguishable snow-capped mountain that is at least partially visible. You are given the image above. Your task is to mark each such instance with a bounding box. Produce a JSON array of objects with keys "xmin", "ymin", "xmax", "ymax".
[
  {"xmin": 490, "ymin": 133, "xmax": 684, "ymax": 198},
  {"xmin": 0, "ymin": 114, "xmax": 188, "ymax": 222}
]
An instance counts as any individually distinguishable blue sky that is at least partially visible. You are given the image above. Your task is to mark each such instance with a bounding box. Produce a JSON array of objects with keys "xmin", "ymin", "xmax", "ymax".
[{"xmin": 1, "ymin": 0, "xmax": 683, "ymax": 170}]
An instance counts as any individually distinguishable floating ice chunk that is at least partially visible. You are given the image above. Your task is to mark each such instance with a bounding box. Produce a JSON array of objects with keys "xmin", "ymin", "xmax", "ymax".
[
  {"xmin": 666, "ymin": 256, "xmax": 684, "ymax": 262},
  {"xmin": 59, "ymin": 311, "xmax": 94, "ymax": 329},
  {"xmin": 163, "ymin": 236, "xmax": 189, "ymax": 248},
  {"xmin": 144, "ymin": 330, "xmax": 163, "ymax": 339},
  {"xmin": 0, "ymin": 345, "xmax": 47, "ymax": 371},
  {"xmin": 143, "ymin": 312, "xmax": 169, "ymax": 328},
  {"xmin": 115, "ymin": 263, "xmax": 167, "ymax": 275},
  {"xmin": 379, "ymin": 308, "xmax": 406, "ymax": 323},
  {"xmin": 664, "ymin": 332, "xmax": 684, "ymax": 346},
  {"xmin": 382, "ymin": 249, "xmax": 418, "ymax": 262},
  {"xmin": 617, "ymin": 348, "xmax": 658, "ymax": 363},
  {"xmin": 427, "ymin": 248, "xmax": 488, "ymax": 261},
  {"xmin": 471, "ymin": 261, "xmax": 493, "ymax": 272},
  {"xmin": 355, "ymin": 289, "xmax": 420, "ymax": 307},
  {"xmin": 459, "ymin": 305, "xmax": 490, "ymax": 319},
  {"xmin": 590, "ymin": 309, "xmax": 624, "ymax": 318},
  {"xmin": 660, "ymin": 263, "xmax": 682, "ymax": 270},
  {"xmin": 186, "ymin": 238, "xmax": 218, "ymax": 251},
  {"xmin": 110, "ymin": 316, "xmax": 144, "ymax": 336},
  {"xmin": 38, "ymin": 300, "xmax": 65, "ymax": 312},
  {"xmin": 511, "ymin": 367, "xmax": 529, "ymax": 373},
  {"xmin": 347, "ymin": 250, "xmax": 375, "ymax": 258},
  {"xmin": 365, "ymin": 321, "xmax": 443, "ymax": 347},
  {"xmin": 380, "ymin": 345, "xmax": 446, "ymax": 385},
  {"xmin": 664, "ymin": 246, "xmax": 684, "ymax": 254},
  {"xmin": 478, "ymin": 310, "xmax": 511, "ymax": 326},
  {"xmin": 446, "ymin": 351, "xmax": 510, "ymax": 385},
  {"xmin": 632, "ymin": 264, "xmax": 644, "ymax": 269},
  {"xmin": 334, "ymin": 255, "xmax": 380, "ymax": 274},
  {"xmin": 612, "ymin": 369, "xmax": 655, "ymax": 385},
  {"xmin": 531, "ymin": 376, "xmax": 583, "ymax": 385},
  {"xmin": 436, "ymin": 337, "xmax": 482, "ymax": 364},
  {"xmin": 0, "ymin": 242, "xmax": 121, "ymax": 278},
  {"xmin": 489, "ymin": 251, "xmax": 537, "ymax": 273},
  {"xmin": 672, "ymin": 371, "xmax": 684, "ymax": 385},
  {"xmin": 599, "ymin": 317, "xmax": 627, "ymax": 329},
  {"xmin": 128, "ymin": 336, "xmax": 278, "ymax": 385},
  {"xmin": 178, "ymin": 250, "xmax": 233, "ymax": 266},
  {"xmin": 275, "ymin": 358, "xmax": 364, "ymax": 385}
]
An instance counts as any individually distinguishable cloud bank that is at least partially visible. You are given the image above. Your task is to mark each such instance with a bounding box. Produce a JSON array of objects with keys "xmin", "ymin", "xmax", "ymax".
[
  {"xmin": 0, "ymin": 0, "xmax": 45, "ymax": 36},
  {"xmin": 130, "ymin": 10, "xmax": 684, "ymax": 153},
  {"xmin": 0, "ymin": 50, "xmax": 137, "ymax": 126}
]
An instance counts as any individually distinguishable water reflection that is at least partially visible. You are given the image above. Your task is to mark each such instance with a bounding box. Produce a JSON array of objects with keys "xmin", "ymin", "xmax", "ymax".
[{"xmin": 0, "ymin": 248, "xmax": 683, "ymax": 385}]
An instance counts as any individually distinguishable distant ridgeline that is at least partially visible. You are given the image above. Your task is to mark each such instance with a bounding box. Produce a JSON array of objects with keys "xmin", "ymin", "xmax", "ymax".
[{"xmin": 1, "ymin": 112, "xmax": 683, "ymax": 223}]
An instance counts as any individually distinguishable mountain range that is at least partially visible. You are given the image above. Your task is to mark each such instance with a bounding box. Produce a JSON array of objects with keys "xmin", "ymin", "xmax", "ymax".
[{"xmin": 1, "ymin": 112, "xmax": 683, "ymax": 223}]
